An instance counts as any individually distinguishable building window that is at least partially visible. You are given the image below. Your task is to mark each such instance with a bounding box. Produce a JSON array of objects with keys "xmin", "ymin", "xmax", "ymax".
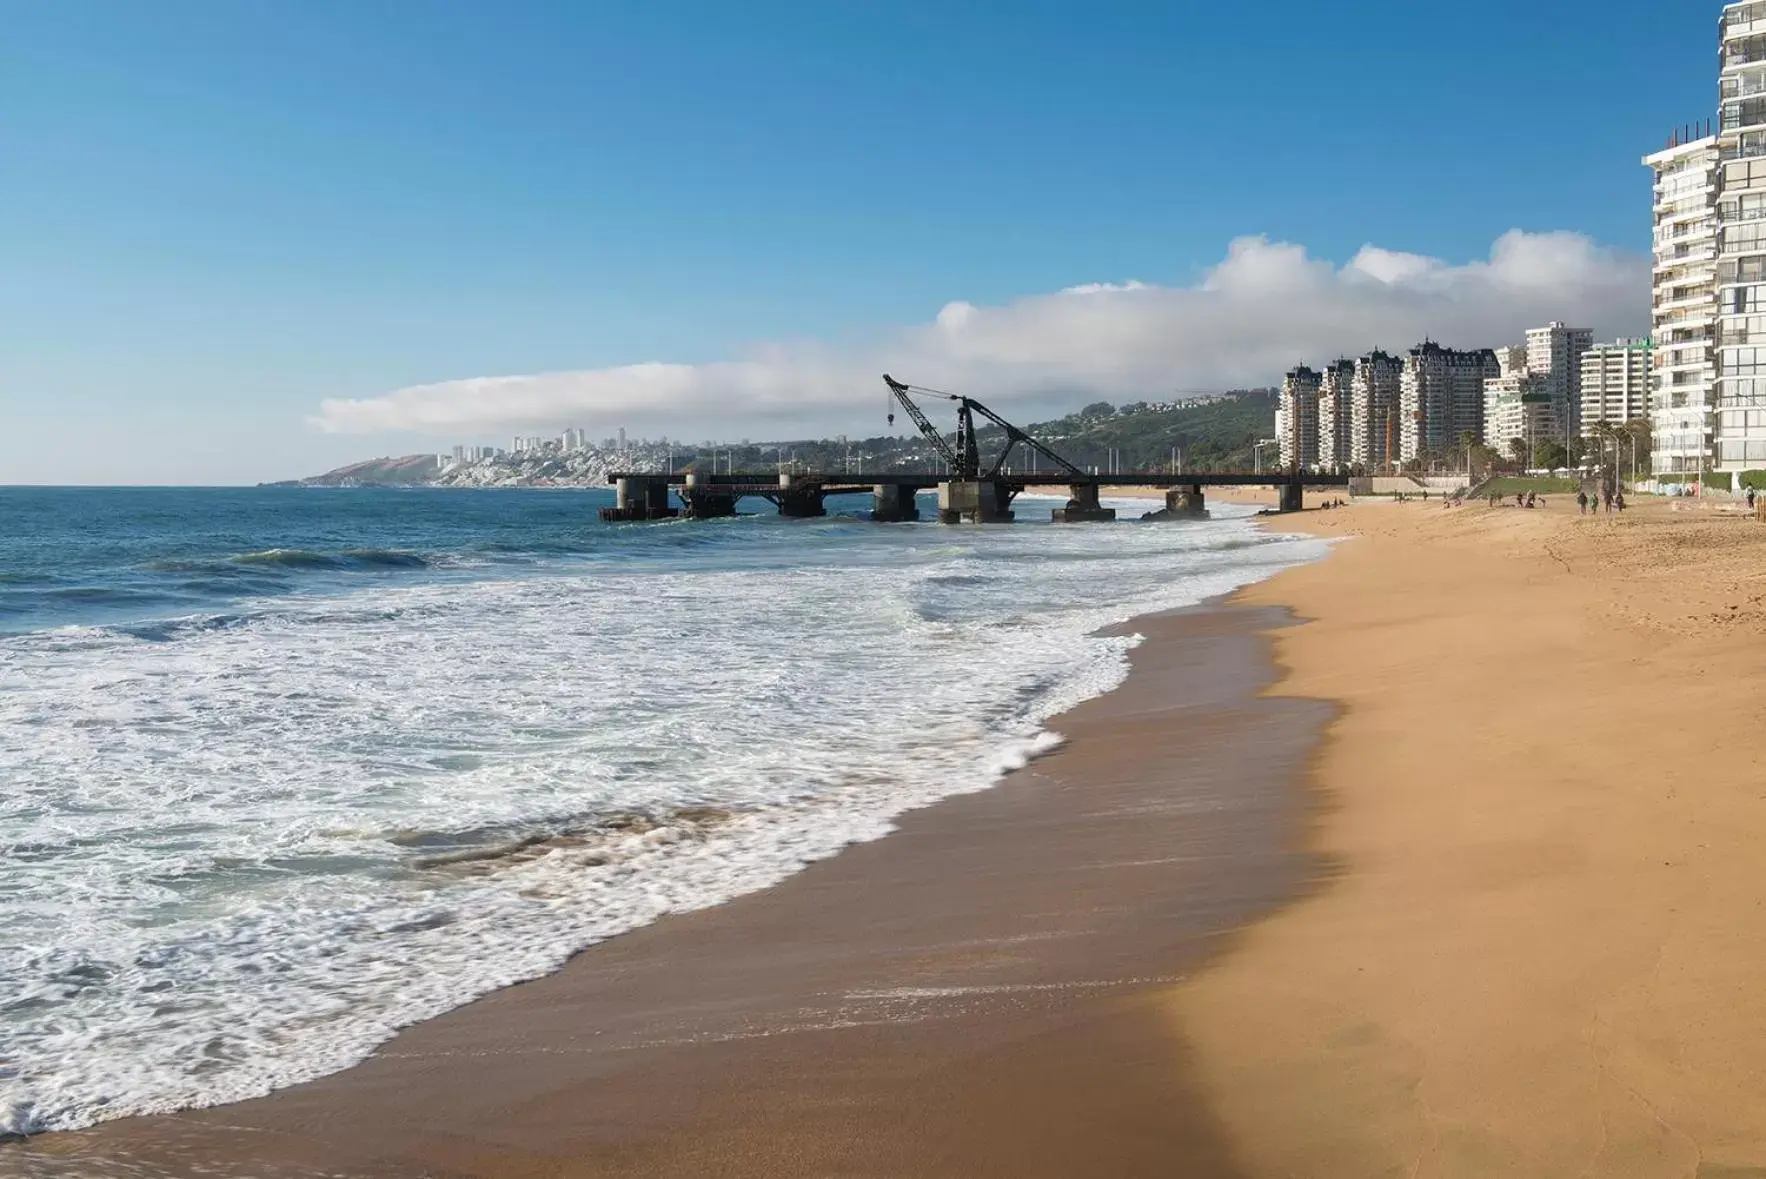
[{"xmin": 1726, "ymin": 220, "xmax": 1766, "ymax": 253}]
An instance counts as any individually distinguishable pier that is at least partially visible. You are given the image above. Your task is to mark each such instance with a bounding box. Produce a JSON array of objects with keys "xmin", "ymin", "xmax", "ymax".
[
  {"xmin": 600, "ymin": 470, "xmax": 1344, "ymax": 524},
  {"xmin": 598, "ymin": 374, "xmax": 1346, "ymax": 524}
]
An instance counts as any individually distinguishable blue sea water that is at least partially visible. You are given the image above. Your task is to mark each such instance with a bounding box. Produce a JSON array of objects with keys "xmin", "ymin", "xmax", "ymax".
[{"xmin": 0, "ymin": 485, "xmax": 1325, "ymax": 1135}]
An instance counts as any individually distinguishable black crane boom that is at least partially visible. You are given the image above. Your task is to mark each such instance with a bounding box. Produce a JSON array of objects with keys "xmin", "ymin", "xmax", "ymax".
[
  {"xmin": 962, "ymin": 398, "xmax": 1089, "ymax": 481},
  {"xmin": 880, "ymin": 375, "xmax": 1088, "ymax": 482},
  {"xmin": 882, "ymin": 374, "xmax": 960, "ymax": 470}
]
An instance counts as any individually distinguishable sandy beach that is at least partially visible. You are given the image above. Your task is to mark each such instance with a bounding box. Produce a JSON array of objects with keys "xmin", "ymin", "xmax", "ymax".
[{"xmin": 1183, "ymin": 494, "xmax": 1766, "ymax": 1177}]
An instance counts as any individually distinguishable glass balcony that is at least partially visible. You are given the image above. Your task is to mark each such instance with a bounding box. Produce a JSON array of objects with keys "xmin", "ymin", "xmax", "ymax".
[
  {"xmin": 1723, "ymin": 68, "xmax": 1766, "ymax": 99},
  {"xmin": 1723, "ymin": 99, "xmax": 1766, "ymax": 132},
  {"xmin": 1720, "ymin": 138, "xmax": 1766, "ymax": 161},
  {"xmin": 1726, "ymin": 3, "xmax": 1766, "ymax": 40},
  {"xmin": 1724, "ymin": 36, "xmax": 1766, "ymax": 69}
]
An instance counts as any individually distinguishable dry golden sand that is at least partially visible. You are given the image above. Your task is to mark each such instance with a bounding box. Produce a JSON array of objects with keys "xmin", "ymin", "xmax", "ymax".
[{"xmin": 1183, "ymin": 495, "xmax": 1766, "ymax": 1178}]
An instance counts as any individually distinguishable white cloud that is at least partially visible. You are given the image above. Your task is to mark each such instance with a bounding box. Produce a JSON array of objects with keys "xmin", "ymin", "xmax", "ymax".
[
  {"xmin": 1344, "ymin": 245, "xmax": 1442, "ymax": 285},
  {"xmin": 313, "ymin": 230, "xmax": 1647, "ymax": 439},
  {"xmin": 1059, "ymin": 280, "xmax": 1150, "ymax": 295}
]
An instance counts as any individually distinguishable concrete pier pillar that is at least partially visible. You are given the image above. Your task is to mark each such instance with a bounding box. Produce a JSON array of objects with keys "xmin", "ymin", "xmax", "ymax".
[
  {"xmin": 603, "ymin": 476, "xmax": 680, "ymax": 522},
  {"xmin": 1139, "ymin": 483, "xmax": 1207, "ymax": 522},
  {"xmin": 680, "ymin": 471, "xmax": 737, "ymax": 519},
  {"xmin": 1050, "ymin": 482, "xmax": 1116, "ymax": 523},
  {"xmin": 1278, "ymin": 480, "xmax": 1304, "ymax": 513},
  {"xmin": 872, "ymin": 484, "xmax": 920, "ymax": 522},
  {"xmin": 937, "ymin": 480, "xmax": 1015, "ymax": 524},
  {"xmin": 1166, "ymin": 484, "xmax": 1207, "ymax": 515},
  {"xmin": 777, "ymin": 473, "xmax": 827, "ymax": 518}
]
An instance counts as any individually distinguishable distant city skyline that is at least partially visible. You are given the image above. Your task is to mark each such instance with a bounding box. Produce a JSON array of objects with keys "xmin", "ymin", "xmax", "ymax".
[{"xmin": 3, "ymin": 0, "xmax": 1697, "ymax": 484}]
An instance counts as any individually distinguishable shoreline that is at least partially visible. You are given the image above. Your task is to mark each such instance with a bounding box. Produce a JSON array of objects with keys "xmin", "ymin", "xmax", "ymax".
[{"xmin": 9, "ymin": 580, "xmax": 1332, "ymax": 1177}]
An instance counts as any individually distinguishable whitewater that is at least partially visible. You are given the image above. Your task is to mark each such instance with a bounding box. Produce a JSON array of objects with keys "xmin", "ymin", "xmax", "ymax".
[{"xmin": 0, "ymin": 486, "xmax": 1326, "ymax": 1136}]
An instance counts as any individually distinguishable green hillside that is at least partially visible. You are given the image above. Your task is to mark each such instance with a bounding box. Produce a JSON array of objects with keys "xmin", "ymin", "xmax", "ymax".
[{"xmin": 711, "ymin": 390, "xmax": 1278, "ymax": 475}]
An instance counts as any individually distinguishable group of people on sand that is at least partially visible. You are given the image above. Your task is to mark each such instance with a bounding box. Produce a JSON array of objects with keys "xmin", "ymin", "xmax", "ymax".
[
  {"xmin": 1487, "ymin": 491, "xmax": 1542, "ymax": 509},
  {"xmin": 1319, "ymin": 497, "xmax": 1348, "ymax": 510},
  {"xmin": 1576, "ymin": 489, "xmax": 1625, "ymax": 514}
]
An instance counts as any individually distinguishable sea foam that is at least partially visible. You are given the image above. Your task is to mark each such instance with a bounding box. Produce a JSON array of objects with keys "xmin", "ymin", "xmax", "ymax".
[{"xmin": 0, "ymin": 501, "xmax": 1326, "ymax": 1135}]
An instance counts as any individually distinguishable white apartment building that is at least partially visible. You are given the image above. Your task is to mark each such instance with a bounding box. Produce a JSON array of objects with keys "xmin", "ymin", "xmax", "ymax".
[
  {"xmin": 1483, "ymin": 373, "xmax": 1559, "ymax": 461},
  {"xmin": 1716, "ymin": 1, "xmax": 1766, "ymax": 473},
  {"xmin": 1398, "ymin": 343, "xmax": 1500, "ymax": 463},
  {"xmin": 1348, "ymin": 350, "xmax": 1404, "ymax": 472},
  {"xmin": 1524, "ymin": 322, "xmax": 1594, "ymax": 439},
  {"xmin": 1276, "ymin": 365, "xmax": 1321, "ymax": 470},
  {"xmin": 1646, "ymin": 132, "xmax": 1721, "ymax": 475},
  {"xmin": 1315, "ymin": 359, "xmax": 1355, "ymax": 473},
  {"xmin": 1579, "ymin": 339, "xmax": 1653, "ymax": 434},
  {"xmin": 1484, "ymin": 343, "xmax": 1551, "ymax": 456}
]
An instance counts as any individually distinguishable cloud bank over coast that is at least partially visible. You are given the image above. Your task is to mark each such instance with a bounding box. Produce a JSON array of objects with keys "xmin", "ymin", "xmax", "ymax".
[{"xmin": 314, "ymin": 230, "xmax": 1648, "ymax": 439}]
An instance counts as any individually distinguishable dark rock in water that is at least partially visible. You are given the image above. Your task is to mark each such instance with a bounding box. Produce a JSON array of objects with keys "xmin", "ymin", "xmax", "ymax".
[{"xmin": 673, "ymin": 806, "xmax": 734, "ymax": 826}]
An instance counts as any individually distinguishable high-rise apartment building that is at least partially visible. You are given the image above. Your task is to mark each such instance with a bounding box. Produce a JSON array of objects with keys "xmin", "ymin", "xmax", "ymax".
[
  {"xmin": 1276, "ymin": 365, "xmax": 1322, "ymax": 470},
  {"xmin": 1315, "ymin": 359, "xmax": 1355, "ymax": 473},
  {"xmin": 1398, "ymin": 343, "xmax": 1500, "ymax": 463},
  {"xmin": 1580, "ymin": 339, "xmax": 1654, "ymax": 434},
  {"xmin": 1349, "ymin": 350, "xmax": 1404, "ymax": 473},
  {"xmin": 1715, "ymin": 1, "xmax": 1766, "ymax": 473},
  {"xmin": 1524, "ymin": 322, "xmax": 1594, "ymax": 438},
  {"xmin": 1483, "ymin": 373, "xmax": 1556, "ymax": 461},
  {"xmin": 1647, "ymin": 132, "xmax": 1721, "ymax": 475},
  {"xmin": 1483, "ymin": 344, "xmax": 1558, "ymax": 460}
]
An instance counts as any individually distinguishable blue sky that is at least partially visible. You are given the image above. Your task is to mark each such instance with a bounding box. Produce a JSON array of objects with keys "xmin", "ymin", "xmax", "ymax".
[{"xmin": 2, "ymin": 0, "xmax": 1714, "ymax": 483}]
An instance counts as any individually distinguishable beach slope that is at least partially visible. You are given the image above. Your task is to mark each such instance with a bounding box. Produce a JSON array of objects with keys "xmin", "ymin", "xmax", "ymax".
[{"xmin": 1181, "ymin": 497, "xmax": 1766, "ymax": 1177}]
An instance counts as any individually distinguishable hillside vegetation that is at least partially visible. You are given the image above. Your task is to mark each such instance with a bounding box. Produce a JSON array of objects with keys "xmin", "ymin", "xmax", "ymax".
[{"xmin": 714, "ymin": 390, "xmax": 1278, "ymax": 476}]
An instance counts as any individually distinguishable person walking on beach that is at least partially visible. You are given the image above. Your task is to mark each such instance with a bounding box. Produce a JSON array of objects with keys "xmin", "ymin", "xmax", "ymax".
[
  {"xmin": 1603, "ymin": 489, "xmax": 1614, "ymax": 513},
  {"xmin": 1577, "ymin": 490, "xmax": 1589, "ymax": 515},
  {"xmin": 1749, "ymin": 487, "xmax": 1757, "ymax": 511}
]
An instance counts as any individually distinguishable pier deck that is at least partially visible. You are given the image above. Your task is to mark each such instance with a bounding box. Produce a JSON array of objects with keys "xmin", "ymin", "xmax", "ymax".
[{"xmin": 601, "ymin": 470, "xmax": 1347, "ymax": 524}]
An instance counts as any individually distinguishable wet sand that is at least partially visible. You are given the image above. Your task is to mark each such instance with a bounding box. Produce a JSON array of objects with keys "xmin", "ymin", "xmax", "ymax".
[{"xmin": 12, "ymin": 601, "xmax": 1331, "ymax": 1178}]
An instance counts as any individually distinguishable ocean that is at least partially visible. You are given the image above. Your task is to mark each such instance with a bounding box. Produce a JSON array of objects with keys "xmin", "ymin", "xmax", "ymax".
[{"xmin": 0, "ymin": 485, "xmax": 1325, "ymax": 1137}]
